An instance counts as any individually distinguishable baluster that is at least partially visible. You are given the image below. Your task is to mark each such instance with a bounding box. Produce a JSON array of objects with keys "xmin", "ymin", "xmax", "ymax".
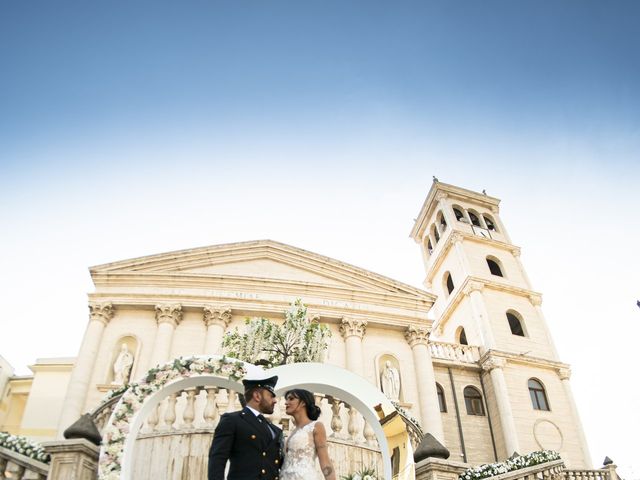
[
  {"xmin": 226, "ymin": 390, "xmax": 238, "ymax": 413},
  {"xmin": 164, "ymin": 392, "xmax": 178, "ymax": 430},
  {"xmin": 203, "ymin": 387, "xmax": 219, "ymax": 427},
  {"xmin": 347, "ymin": 404, "xmax": 359, "ymax": 442},
  {"xmin": 0, "ymin": 457, "xmax": 7, "ymax": 480},
  {"xmin": 328, "ymin": 396, "xmax": 344, "ymax": 438},
  {"xmin": 183, "ymin": 388, "xmax": 197, "ymax": 428},
  {"xmin": 363, "ymin": 420, "xmax": 377, "ymax": 447},
  {"xmin": 147, "ymin": 402, "xmax": 160, "ymax": 432}
]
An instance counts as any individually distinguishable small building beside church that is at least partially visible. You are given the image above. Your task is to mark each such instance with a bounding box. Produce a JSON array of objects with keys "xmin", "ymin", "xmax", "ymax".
[{"xmin": 0, "ymin": 181, "xmax": 592, "ymax": 471}]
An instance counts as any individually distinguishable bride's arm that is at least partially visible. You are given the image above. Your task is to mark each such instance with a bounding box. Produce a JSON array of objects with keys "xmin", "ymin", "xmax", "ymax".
[{"xmin": 313, "ymin": 422, "xmax": 336, "ymax": 480}]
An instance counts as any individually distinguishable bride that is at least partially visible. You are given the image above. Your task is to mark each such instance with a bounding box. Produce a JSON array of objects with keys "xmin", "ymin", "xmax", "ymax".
[{"xmin": 279, "ymin": 389, "xmax": 336, "ymax": 480}]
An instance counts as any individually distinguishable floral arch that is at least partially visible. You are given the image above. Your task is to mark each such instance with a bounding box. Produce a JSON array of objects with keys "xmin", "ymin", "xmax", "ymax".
[{"xmin": 98, "ymin": 355, "xmax": 414, "ymax": 480}]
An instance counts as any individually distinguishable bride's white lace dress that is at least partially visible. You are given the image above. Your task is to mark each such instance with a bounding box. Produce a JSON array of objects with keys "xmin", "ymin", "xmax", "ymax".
[{"xmin": 279, "ymin": 421, "xmax": 323, "ymax": 480}]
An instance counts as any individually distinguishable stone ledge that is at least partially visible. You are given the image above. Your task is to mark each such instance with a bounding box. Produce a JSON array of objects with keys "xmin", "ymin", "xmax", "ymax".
[
  {"xmin": 41, "ymin": 438, "xmax": 100, "ymax": 457},
  {"xmin": 0, "ymin": 445, "xmax": 49, "ymax": 475}
]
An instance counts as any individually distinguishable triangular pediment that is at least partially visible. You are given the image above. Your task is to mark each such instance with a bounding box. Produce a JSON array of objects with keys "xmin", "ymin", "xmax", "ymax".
[{"xmin": 90, "ymin": 240, "xmax": 433, "ymax": 299}]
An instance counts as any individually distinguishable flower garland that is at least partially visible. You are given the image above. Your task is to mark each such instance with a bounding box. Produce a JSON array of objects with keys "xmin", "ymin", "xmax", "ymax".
[
  {"xmin": 98, "ymin": 356, "xmax": 246, "ymax": 480},
  {"xmin": 390, "ymin": 400, "xmax": 424, "ymax": 437},
  {"xmin": 0, "ymin": 431, "xmax": 50, "ymax": 464},
  {"xmin": 459, "ymin": 450, "xmax": 561, "ymax": 480}
]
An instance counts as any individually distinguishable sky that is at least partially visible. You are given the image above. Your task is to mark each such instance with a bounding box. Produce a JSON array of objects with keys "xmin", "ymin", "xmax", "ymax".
[{"xmin": 1, "ymin": 0, "xmax": 639, "ymax": 477}]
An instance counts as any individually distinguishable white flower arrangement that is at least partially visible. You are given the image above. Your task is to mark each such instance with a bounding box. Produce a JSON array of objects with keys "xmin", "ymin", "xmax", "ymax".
[
  {"xmin": 341, "ymin": 466, "xmax": 378, "ymax": 480},
  {"xmin": 0, "ymin": 431, "xmax": 50, "ymax": 464},
  {"xmin": 458, "ymin": 450, "xmax": 561, "ymax": 480},
  {"xmin": 98, "ymin": 355, "xmax": 246, "ymax": 480}
]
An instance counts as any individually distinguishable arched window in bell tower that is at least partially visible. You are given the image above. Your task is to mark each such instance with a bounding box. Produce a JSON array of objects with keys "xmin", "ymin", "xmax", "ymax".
[
  {"xmin": 456, "ymin": 326, "xmax": 468, "ymax": 345},
  {"xmin": 528, "ymin": 378, "xmax": 550, "ymax": 411},
  {"xmin": 463, "ymin": 386, "xmax": 485, "ymax": 416},
  {"xmin": 506, "ymin": 310, "xmax": 526, "ymax": 337},
  {"xmin": 486, "ymin": 257, "xmax": 504, "ymax": 277},
  {"xmin": 426, "ymin": 237, "xmax": 433, "ymax": 255},
  {"xmin": 444, "ymin": 272, "xmax": 454, "ymax": 295},
  {"xmin": 483, "ymin": 214, "xmax": 498, "ymax": 231},
  {"xmin": 468, "ymin": 210, "xmax": 481, "ymax": 227},
  {"xmin": 433, "ymin": 224, "xmax": 440, "ymax": 243},
  {"xmin": 438, "ymin": 211, "xmax": 447, "ymax": 231},
  {"xmin": 453, "ymin": 206, "xmax": 465, "ymax": 221}
]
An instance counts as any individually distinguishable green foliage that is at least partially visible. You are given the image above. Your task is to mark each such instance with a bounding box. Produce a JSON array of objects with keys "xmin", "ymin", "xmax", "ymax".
[{"xmin": 222, "ymin": 299, "xmax": 331, "ymax": 368}]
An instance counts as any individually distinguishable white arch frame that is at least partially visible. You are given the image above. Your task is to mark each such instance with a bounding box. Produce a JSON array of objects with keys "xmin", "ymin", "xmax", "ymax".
[{"xmin": 104, "ymin": 357, "xmax": 414, "ymax": 480}]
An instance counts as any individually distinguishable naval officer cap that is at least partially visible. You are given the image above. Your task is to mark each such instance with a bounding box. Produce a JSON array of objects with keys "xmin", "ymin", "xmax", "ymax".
[{"xmin": 242, "ymin": 375, "xmax": 278, "ymax": 396}]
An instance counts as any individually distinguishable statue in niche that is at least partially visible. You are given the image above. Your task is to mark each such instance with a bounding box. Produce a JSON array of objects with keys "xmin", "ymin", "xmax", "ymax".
[
  {"xmin": 112, "ymin": 344, "xmax": 134, "ymax": 385},
  {"xmin": 380, "ymin": 360, "xmax": 401, "ymax": 401}
]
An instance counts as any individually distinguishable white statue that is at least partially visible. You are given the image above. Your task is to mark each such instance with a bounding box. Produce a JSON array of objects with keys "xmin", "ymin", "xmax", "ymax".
[
  {"xmin": 112, "ymin": 344, "xmax": 134, "ymax": 385},
  {"xmin": 380, "ymin": 360, "xmax": 401, "ymax": 401}
]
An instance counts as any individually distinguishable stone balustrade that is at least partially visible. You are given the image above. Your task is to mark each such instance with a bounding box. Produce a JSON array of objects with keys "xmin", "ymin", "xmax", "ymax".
[
  {"xmin": 0, "ymin": 446, "xmax": 48, "ymax": 480},
  {"xmin": 564, "ymin": 468, "xmax": 614, "ymax": 480},
  {"xmin": 126, "ymin": 387, "xmax": 385, "ymax": 478},
  {"xmin": 429, "ymin": 341, "xmax": 480, "ymax": 364}
]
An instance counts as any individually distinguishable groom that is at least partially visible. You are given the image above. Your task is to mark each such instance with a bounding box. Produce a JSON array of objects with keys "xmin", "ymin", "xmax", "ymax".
[{"xmin": 208, "ymin": 375, "xmax": 284, "ymax": 480}]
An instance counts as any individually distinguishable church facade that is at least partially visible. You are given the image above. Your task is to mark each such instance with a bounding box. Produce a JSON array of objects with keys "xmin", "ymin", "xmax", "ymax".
[{"xmin": 0, "ymin": 181, "xmax": 591, "ymax": 469}]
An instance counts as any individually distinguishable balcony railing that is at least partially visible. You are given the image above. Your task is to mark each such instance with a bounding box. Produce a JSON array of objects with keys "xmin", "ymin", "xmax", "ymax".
[{"xmin": 429, "ymin": 341, "xmax": 480, "ymax": 364}]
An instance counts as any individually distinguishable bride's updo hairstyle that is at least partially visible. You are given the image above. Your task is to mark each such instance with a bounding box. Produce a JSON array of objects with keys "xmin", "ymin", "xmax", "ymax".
[{"xmin": 285, "ymin": 388, "xmax": 321, "ymax": 420}]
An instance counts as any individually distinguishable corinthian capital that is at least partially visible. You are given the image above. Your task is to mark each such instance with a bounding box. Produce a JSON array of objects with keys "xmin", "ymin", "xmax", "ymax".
[
  {"xmin": 511, "ymin": 246, "xmax": 521, "ymax": 257},
  {"xmin": 435, "ymin": 191, "xmax": 449, "ymax": 202},
  {"xmin": 557, "ymin": 367, "xmax": 571, "ymax": 380},
  {"xmin": 89, "ymin": 302, "xmax": 114, "ymax": 325},
  {"xmin": 155, "ymin": 304, "xmax": 183, "ymax": 327},
  {"xmin": 203, "ymin": 305, "xmax": 232, "ymax": 328},
  {"xmin": 480, "ymin": 355, "xmax": 506, "ymax": 372},
  {"xmin": 404, "ymin": 325, "xmax": 431, "ymax": 347},
  {"xmin": 463, "ymin": 280, "xmax": 485, "ymax": 296},
  {"xmin": 339, "ymin": 317, "xmax": 367, "ymax": 339}
]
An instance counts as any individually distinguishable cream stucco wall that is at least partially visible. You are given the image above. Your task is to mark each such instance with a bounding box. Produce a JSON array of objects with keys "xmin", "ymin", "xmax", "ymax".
[{"xmin": 19, "ymin": 359, "xmax": 73, "ymax": 441}]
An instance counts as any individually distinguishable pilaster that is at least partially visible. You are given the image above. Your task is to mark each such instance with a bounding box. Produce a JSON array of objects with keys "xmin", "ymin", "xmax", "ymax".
[
  {"xmin": 150, "ymin": 304, "xmax": 183, "ymax": 367},
  {"xmin": 203, "ymin": 305, "xmax": 232, "ymax": 354},
  {"xmin": 57, "ymin": 302, "xmax": 114, "ymax": 437},
  {"xmin": 404, "ymin": 325, "xmax": 445, "ymax": 444},
  {"xmin": 339, "ymin": 317, "xmax": 367, "ymax": 376},
  {"xmin": 480, "ymin": 354, "xmax": 519, "ymax": 457}
]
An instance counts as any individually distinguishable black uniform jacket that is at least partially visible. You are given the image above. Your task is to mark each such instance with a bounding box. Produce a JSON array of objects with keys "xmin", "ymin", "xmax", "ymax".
[{"xmin": 208, "ymin": 407, "xmax": 284, "ymax": 480}]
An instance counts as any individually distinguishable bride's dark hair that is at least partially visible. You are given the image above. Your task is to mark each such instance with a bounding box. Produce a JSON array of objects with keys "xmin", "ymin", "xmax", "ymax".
[{"xmin": 285, "ymin": 389, "xmax": 321, "ymax": 421}]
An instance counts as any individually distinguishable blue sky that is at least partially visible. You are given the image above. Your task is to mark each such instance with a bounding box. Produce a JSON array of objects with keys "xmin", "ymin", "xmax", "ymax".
[{"xmin": 1, "ymin": 1, "xmax": 639, "ymax": 477}]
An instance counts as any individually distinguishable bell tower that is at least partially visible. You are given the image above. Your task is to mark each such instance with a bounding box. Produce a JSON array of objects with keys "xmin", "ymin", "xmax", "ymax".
[
  {"xmin": 410, "ymin": 180, "xmax": 591, "ymax": 467},
  {"xmin": 410, "ymin": 180, "xmax": 558, "ymax": 359}
]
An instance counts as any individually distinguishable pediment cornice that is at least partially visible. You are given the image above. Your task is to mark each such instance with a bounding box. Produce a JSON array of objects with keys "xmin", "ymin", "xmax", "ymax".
[{"xmin": 90, "ymin": 240, "xmax": 436, "ymax": 305}]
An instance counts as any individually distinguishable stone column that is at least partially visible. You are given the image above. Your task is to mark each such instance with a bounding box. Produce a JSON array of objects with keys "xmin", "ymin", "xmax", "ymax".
[
  {"xmin": 203, "ymin": 305, "xmax": 232, "ymax": 354},
  {"xmin": 404, "ymin": 325, "xmax": 445, "ymax": 444},
  {"xmin": 558, "ymin": 368, "xmax": 592, "ymax": 468},
  {"xmin": 481, "ymin": 355, "xmax": 519, "ymax": 457},
  {"xmin": 339, "ymin": 317, "xmax": 367, "ymax": 376},
  {"xmin": 463, "ymin": 281, "xmax": 495, "ymax": 350},
  {"xmin": 57, "ymin": 302, "xmax": 114, "ymax": 436},
  {"xmin": 150, "ymin": 304, "xmax": 182, "ymax": 367}
]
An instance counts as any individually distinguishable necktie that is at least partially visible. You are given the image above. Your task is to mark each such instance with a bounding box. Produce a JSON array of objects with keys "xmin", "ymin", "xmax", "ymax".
[{"xmin": 258, "ymin": 414, "xmax": 274, "ymax": 438}]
